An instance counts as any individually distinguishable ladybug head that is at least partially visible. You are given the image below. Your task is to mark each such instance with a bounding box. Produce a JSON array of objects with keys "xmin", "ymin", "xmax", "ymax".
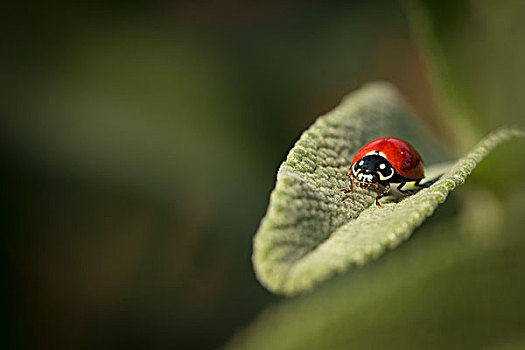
[{"xmin": 352, "ymin": 154, "xmax": 395, "ymax": 184}]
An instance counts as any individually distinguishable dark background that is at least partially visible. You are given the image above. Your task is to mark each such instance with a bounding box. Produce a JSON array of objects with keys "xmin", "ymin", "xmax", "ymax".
[{"xmin": 1, "ymin": 1, "xmax": 445, "ymax": 349}]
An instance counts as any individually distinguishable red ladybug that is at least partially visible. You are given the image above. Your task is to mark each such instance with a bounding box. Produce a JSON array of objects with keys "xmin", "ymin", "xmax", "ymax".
[{"xmin": 341, "ymin": 137, "xmax": 427, "ymax": 206}]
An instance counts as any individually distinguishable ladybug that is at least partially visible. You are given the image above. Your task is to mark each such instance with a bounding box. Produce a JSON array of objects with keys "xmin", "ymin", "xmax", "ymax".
[{"xmin": 341, "ymin": 137, "xmax": 428, "ymax": 206}]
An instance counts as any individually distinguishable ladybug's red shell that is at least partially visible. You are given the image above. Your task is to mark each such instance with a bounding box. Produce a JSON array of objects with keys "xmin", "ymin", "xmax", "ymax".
[{"xmin": 351, "ymin": 137, "xmax": 425, "ymax": 180}]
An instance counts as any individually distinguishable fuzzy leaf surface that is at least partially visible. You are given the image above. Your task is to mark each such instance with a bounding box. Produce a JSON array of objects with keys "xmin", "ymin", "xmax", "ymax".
[{"xmin": 253, "ymin": 82, "xmax": 524, "ymax": 295}]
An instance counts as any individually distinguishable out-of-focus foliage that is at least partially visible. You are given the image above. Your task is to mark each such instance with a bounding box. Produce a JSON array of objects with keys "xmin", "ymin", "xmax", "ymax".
[
  {"xmin": 1, "ymin": 2, "xmax": 436, "ymax": 349},
  {"xmin": 253, "ymin": 83, "xmax": 524, "ymax": 295},
  {"xmin": 405, "ymin": 0, "xmax": 525, "ymax": 147}
]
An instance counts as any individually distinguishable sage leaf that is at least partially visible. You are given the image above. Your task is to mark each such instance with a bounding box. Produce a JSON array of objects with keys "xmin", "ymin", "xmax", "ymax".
[{"xmin": 253, "ymin": 82, "xmax": 524, "ymax": 295}]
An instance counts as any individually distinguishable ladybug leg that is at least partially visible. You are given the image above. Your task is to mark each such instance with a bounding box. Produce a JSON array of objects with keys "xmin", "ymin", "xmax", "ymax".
[
  {"xmin": 414, "ymin": 178, "xmax": 432, "ymax": 189},
  {"xmin": 347, "ymin": 173, "xmax": 354, "ymax": 191},
  {"xmin": 340, "ymin": 173, "xmax": 354, "ymax": 194},
  {"xmin": 419, "ymin": 174, "xmax": 443, "ymax": 188},
  {"xmin": 398, "ymin": 179, "xmax": 431, "ymax": 196},
  {"xmin": 375, "ymin": 183, "xmax": 390, "ymax": 207},
  {"xmin": 397, "ymin": 182, "xmax": 420, "ymax": 195},
  {"xmin": 397, "ymin": 182, "xmax": 411, "ymax": 195}
]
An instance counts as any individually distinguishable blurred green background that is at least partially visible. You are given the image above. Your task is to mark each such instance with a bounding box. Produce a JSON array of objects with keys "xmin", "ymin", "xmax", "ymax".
[{"xmin": 2, "ymin": 1, "xmax": 524, "ymax": 349}]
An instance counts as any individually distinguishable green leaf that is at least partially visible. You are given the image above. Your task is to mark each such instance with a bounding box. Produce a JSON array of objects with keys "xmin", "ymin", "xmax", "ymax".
[{"xmin": 253, "ymin": 82, "xmax": 524, "ymax": 295}]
